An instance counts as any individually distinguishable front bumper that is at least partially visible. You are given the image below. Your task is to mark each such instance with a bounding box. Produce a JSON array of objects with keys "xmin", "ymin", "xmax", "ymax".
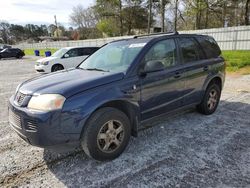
[
  {"xmin": 8, "ymin": 95, "xmax": 79, "ymax": 148},
  {"xmin": 35, "ymin": 64, "xmax": 49, "ymax": 73}
]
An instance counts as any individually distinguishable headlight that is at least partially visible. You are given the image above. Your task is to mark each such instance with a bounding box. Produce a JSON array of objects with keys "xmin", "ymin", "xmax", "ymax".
[
  {"xmin": 28, "ymin": 94, "xmax": 65, "ymax": 111},
  {"xmin": 41, "ymin": 61, "xmax": 49, "ymax": 65}
]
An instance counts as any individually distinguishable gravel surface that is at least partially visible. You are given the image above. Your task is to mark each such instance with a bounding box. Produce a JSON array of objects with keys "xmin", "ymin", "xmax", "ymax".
[{"xmin": 0, "ymin": 57, "xmax": 250, "ymax": 187}]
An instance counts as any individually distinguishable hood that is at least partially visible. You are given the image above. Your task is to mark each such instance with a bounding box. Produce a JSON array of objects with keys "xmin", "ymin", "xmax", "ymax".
[
  {"xmin": 36, "ymin": 56, "xmax": 58, "ymax": 63},
  {"xmin": 19, "ymin": 69, "xmax": 124, "ymax": 98}
]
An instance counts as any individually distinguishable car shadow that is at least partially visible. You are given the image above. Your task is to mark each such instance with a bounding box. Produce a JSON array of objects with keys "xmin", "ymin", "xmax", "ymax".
[{"xmin": 43, "ymin": 98, "xmax": 250, "ymax": 187}]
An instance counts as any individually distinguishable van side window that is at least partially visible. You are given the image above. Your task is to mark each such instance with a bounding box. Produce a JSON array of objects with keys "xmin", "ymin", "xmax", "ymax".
[
  {"xmin": 179, "ymin": 37, "xmax": 205, "ymax": 63},
  {"xmin": 196, "ymin": 36, "xmax": 221, "ymax": 58},
  {"xmin": 67, "ymin": 49, "xmax": 79, "ymax": 57},
  {"xmin": 144, "ymin": 39, "xmax": 177, "ymax": 68}
]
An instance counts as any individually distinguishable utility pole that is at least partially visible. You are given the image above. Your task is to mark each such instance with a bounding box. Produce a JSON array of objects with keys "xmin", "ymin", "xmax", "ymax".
[
  {"xmin": 174, "ymin": 0, "xmax": 178, "ymax": 31},
  {"xmin": 147, "ymin": 0, "xmax": 152, "ymax": 34},
  {"xmin": 54, "ymin": 15, "xmax": 59, "ymax": 40}
]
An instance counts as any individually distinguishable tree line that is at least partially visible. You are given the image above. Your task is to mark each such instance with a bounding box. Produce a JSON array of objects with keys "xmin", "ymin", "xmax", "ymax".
[{"xmin": 0, "ymin": 0, "xmax": 249, "ymax": 44}]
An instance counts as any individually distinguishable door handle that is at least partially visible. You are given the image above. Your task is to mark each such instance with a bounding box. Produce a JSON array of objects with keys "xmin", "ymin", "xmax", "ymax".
[
  {"xmin": 174, "ymin": 72, "xmax": 181, "ymax": 78},
  {"xmin": 203, "ymin": 66, "xmax": 209, "ymax": 71}
]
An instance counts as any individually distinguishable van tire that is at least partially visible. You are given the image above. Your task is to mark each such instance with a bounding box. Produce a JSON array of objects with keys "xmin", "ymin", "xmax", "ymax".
[{"xmin": 51, "ymin": 64, "xmax": 64, "ymax": 72}]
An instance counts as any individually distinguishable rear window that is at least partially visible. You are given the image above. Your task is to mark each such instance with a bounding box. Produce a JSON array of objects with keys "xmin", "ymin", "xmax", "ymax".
[{"xmin": 196, "ymin": 36, "xmax": 221, "ymax": 58}]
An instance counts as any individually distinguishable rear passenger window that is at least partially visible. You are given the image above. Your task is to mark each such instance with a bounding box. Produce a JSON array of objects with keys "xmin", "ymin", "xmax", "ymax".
[
  {"xmin": 179, "ymin": 37, "xmax": 205, "ymax": 63},
  {"xmin": 79, "ymin": 48, "xmax": 98, "ymax": 56},
  {"xmin": 196, "ymin": 36, "xmax": 221, "ymax": 58}
]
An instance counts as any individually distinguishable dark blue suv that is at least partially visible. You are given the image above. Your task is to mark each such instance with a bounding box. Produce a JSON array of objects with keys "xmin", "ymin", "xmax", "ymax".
[{"xmin": 9, "ymin": 32, "xmax": 225, "ymax": 161}]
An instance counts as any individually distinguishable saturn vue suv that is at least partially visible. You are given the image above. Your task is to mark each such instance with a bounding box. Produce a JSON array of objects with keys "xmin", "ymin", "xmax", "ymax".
[{"xmin": 8, "ymin": 32, "xmax": 225, "ymax": 161}]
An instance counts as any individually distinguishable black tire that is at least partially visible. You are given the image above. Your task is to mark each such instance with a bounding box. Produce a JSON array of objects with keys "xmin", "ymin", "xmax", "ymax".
[
  {"xmin": 51, "ymin": 64, "xmax": 64, "ymax": 72},
  {"xmin": 197, "ymin": 83, "xmax": 221, "ymax": 115},
  {"xmin": 16, "ymin": 55, "xmax": 23, "ymax": 59},
  {"xmin": 81, "ymin": 107, "xmax": 131, "ymax": 161}
]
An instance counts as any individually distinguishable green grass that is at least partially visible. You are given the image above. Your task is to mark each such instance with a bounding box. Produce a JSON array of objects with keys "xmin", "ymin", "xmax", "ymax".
[
  {"xmin": 24, "ymin": 48, "xmax": 58, "ymax": 56},
  {"xmin": 222, "ymin": 50, "xmax": 250, "ymax": 72}
]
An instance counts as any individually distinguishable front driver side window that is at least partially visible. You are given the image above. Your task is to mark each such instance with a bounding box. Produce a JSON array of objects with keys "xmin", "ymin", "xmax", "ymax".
[
  {"xmin": 144, "ymin": 39, "xmax": 177, "ymax": 68},
  {"xmin": 66, "ymin": 49, "xmax": 79, "ymax": 58}
]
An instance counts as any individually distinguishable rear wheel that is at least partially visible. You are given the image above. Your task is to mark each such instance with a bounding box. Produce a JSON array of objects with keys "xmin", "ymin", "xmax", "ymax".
[
  {"xmin": 197, "ymin": 83, "xmax": 221, "ymax": 115},
  {"xmin": 81, "ymin": 107, "xmax": 131, "ymax": 161},
  {"xmin": 51, "ymin": 64, "xmax": 64, "ymax": 72}
]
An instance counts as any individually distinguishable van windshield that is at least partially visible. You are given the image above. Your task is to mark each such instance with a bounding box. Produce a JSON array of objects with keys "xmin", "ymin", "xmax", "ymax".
[
  {"xmin": 78, "ymin": 41, "xmax": 146, "ymax": 72},
  {"xmin": 52, "ymin": 48, "xmax": 68, "ymax": 57}
]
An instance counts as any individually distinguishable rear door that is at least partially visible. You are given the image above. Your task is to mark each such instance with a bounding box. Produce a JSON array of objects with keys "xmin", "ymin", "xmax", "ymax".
[
  {"xmin": 176, "ymin": 37, "xmax": 209, "ymax": 106},
  {"xmin": 139, "ymin": 38, "xmax": 186, "ymax": 120}
]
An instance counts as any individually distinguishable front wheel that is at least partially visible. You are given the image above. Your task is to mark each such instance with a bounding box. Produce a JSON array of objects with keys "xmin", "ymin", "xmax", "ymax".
[
  {"xmin": 51, "ymin": 64, "xmax": 64, "ymax": 72},
  {"xmin": 81, "ymin": 107, "xmax": 131, "ymax": 161},
  {"xmin": 197, "ymin": 83, "xmax": 221, "ymax": 115}
]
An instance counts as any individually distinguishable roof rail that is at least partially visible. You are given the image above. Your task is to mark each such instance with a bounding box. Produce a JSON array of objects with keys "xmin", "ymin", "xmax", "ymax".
[{"xmin": 134, "ymin": 31, "xmax": 179, "ymax": 39}]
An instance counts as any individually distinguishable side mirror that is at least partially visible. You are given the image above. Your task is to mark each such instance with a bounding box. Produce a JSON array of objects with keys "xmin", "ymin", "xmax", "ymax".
[
  {"xmin": 64, "ymin": 54, "xmax": 69, "ymax": 58},
  {"xmin": 141, "ymin": 60, "xmax": 165, "ymax": 74}
]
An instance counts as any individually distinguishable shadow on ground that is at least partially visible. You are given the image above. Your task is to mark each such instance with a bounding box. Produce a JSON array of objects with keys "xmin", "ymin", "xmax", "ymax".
[{"xmin": 43, "ymin": 100, "xmax": 250, "ymax": 187}]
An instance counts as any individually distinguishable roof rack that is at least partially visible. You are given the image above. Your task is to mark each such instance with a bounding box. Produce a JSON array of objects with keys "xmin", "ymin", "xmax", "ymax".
[{"xmin": 134, "ymin": 31, "xmax": 179, "ymax": 39}]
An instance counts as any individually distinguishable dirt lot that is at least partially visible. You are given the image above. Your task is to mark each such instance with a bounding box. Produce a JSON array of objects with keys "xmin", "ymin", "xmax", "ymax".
[{"xmin": 0, "ymin": 56, "xmax": 250, "ymax": 187}]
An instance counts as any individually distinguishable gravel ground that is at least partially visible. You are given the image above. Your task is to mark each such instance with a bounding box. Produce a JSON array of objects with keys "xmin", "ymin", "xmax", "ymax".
[{"xmin": 0, "ymin": 56, "xmax": 250, "ymax": 188}]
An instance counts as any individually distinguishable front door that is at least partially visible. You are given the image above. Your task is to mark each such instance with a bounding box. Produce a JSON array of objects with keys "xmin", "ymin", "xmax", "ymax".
[
  {"xmin": 61, "ymin": 48, "xmax": 85, "ymax": 69},
  {"xmin": 139, "ymin": 38, "xmax": 185, "ymax": 121}
]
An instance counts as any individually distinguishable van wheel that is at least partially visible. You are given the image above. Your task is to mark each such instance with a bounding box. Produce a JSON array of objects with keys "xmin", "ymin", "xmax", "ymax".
[
  {"xmin": 81, "ymin": 107, "xmax": 131, "ymax": 161},
  {"xmin": 197, "ymin": 83, "xmax": 221, "ymax": 115},
  {"xmin": 52, "ymin": 64, "xmax": 64, "ymax": 72}
]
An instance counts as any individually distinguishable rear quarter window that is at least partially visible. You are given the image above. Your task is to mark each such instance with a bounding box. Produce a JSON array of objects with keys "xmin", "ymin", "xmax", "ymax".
[{"xmin": 196, "ymin": 36, "xmax": 221, "ymax": 58}]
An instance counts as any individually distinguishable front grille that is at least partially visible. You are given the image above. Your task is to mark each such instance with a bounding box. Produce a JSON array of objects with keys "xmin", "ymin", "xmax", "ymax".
[
  {"xmin": 9, "ymin": 110, "xmax": 22, "ymax": 129},
  {"xmin": 15, "ymin": 92, "xmax": 26, "ymax": 105},
  {"xmin": 26, "ymin": 120, "xmax": 38, "ymax": 132}
]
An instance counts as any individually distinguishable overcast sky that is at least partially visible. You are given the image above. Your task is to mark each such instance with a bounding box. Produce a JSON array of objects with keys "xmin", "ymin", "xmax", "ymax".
[{"xmin": 0, "ymin": 0, "xmax": 94, "ymax": 27}]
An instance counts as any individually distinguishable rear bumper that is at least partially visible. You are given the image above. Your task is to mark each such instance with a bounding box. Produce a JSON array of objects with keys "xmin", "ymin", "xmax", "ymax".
[{"xmin": 8, "ymin": 95, "xmax": 80, "ymax": 148}]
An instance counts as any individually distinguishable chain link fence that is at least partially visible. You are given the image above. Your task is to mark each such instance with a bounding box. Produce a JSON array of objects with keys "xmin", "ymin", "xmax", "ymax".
[{"xmin": 13, "ymin": 25, "xmax": 250, "ymax": 51}]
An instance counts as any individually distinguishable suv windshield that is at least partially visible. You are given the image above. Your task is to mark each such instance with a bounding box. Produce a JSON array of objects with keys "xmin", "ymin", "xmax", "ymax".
[
  {"xmin": 52, "ymin": 48, "xmax": 68, "ymax": 57},
  {"xmin": 79, "ymin": 41, "xmax": 146, "ymax": 72}
]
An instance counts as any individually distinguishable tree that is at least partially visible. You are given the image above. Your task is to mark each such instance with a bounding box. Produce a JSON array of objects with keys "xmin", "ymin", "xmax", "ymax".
[
  {"xmin": 94, "ymin": 0, "xmax": 123, "ymax": 36},
  {"xmin": 69, "ymin": 5, "xmax": 98, "ymax": 28},
  {"xmin": 0, "ymin": 22, "xmax": 10, "ymax": 43},
  {"xmin": 122, "ymin": 5, "xmax": 148, "ymax": 34},
  {"xmin": 245, "ymin": 0, "xmax": 250, "ymax": 25}
]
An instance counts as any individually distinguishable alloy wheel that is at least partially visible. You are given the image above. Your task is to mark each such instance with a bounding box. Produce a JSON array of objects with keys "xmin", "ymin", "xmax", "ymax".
[
  {"xmin": 207, "ymin": 89, "xmax": 218, "ymax": 110},
  {"xmin": 97, "ymin": 120, "xmax": 124, "ymax": 153}
]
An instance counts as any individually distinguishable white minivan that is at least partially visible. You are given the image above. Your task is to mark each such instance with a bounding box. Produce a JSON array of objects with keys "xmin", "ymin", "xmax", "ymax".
[{"xmin": 35, "ymin": 47, "xmax": 99, "ymax": 73}]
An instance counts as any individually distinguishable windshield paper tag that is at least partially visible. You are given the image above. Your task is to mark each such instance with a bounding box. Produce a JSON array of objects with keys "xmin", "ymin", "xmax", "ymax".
[{"xmin": 129, "ymin": 43, "xmax": 146, "ymax": 48}]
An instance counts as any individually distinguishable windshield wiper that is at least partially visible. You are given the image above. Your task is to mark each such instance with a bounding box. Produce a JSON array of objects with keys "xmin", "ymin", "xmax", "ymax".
[{"xmin": 84, "ymin": 68, "xmax": 109, "ymax": 72}]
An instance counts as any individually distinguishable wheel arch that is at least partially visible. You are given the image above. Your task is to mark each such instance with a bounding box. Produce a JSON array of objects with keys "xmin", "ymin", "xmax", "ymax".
[
  {"xmin": 83, "ymin": 99, "xmax": 140, "ymax": 138},
  {"xmin": 51, "ymin": 63, "xmax": 64, "ymax": 72},
  {"xmin": 203, "ymin": 73, "xmax": 224, "ymax": 92}
]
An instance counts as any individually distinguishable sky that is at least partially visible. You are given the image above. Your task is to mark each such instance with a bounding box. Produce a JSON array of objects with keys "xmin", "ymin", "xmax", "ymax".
[{"xmin": 0, "ymin": 0, "xmax": 94, "ymax": 27}]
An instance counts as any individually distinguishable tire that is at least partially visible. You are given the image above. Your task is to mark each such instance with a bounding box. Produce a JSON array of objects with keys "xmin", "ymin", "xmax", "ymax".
[
  {"xmin": 16, "ymin": 55, "xmax": 23, "ymax": 59},
  {"xmin": 51, "ymin": 64, "xmax": 64, "ymax": 72},
  {"xmin": 81, "ymin": 107, "xmax": 131, "ymax": 161},
  {"xmin": 197, "ymin": 83, "xmax": 221, "ymax": 115}
]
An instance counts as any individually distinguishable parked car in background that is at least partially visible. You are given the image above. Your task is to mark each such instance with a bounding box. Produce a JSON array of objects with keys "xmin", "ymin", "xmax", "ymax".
[
  {"xmin": 35, "ymin": 47, "xmax": 100, "ymax": 73},
  {"xmin": 9, "ymin": 32, "xmax": 225, "ymax": 161},
  {"xmin": 0, "ymin": 48, "xmax": 25, "ymax": 59}
]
